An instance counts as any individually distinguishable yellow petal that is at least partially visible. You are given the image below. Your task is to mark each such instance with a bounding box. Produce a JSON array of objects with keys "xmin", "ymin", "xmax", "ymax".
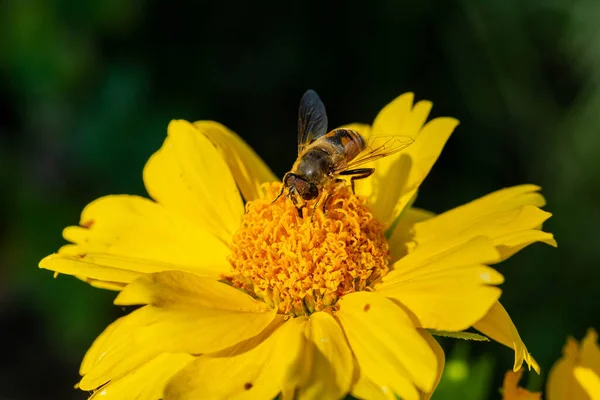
[
  {"xmin": 353, "ymin": 94, "xmax": 451, "ymax": 228},
  {"xmin": 502, "ymin": 369, "xmax": 542, "ymax": 400},
  {"xmin": 88, "ymin": 353, "xmax": 193, "ymax": 400},
  {"xmin": 377, "ymin": 236, "xmax": 503, "ymax": 331},
  {"xmin": 412, "ymin": 185, "xmax": 555, "ymax": 261},
  {"xmin": 114, "ymin": 271, "xmax": 268, "ymax": 312},
  {"xmin": 39, "ymin": 195, "xmax": 232, "ymax": 285},
  {"xmin": 420, "ymin": 330, "xmax": 445, "ymax": 400},
  {"xmin": 547, "ymin": 338, "xmax": 586, "ymax": 400},
  {"xmin": 368, "ymin": 154, "xmax": 413, "ymax": 226},
  {"xmin": 375, "ymin": 116, "xmax": 459, "ymax": 226},
  {"xmin": 387, "ymin": 207, "xmax": 435, "ymax": 262},
  {"xmin": 297, "ymin": 311, "xmax": 354, "ymax": 400},
  {"xmin": 118, "ymin": 276, "xmax": 276, "ymax": 354},
  {"xmin": 193, "ymin": 121, "xmax": 277, "ymax": 202},
  {"xmin": 351, "ymin": 372, "xmax": 397, "ymax": 400},
  {"xmin": 372, "ymin": 93, "xmax": 432, "ymax": 139},
  {"xmin": 164, "ymin": 316, "xmax": 303, "ymax": 400},
  {"xmin": 113, "ymin": 272, "xmax": 275, "ymax": 355},
  {"xmin": 79, "ymin": 309, "xmax": 163, "ymax": 390},
  {"xmin": 143, "ymin": 120, "xmax": 244, "ymax": 244},
  {"xmin": 574, "ymin": 367, "xmax": 600, "ymax": 400},
  {"xmin": 474, "ymin": 301, "xmax": 540, "ymax": 373},
  {"xmin": 134, "ymin": 305, "xmax": 275, "ymax": 356},
  {"xmin": 85, "ymin": 278, "xmax": 126, "ymax": 291},
  {"xmin": 418, "ymin": 185, "xmax": 547, "ymax": 231},
  {"xmin": 495, "ymin": 230, "xmax": 557, "ymax": 260},
  {"xmin": 335, "ymin": 291, "xmax": 437, "ymax": 399},
  {"xmin": 41, "ymin": 254, "xmax": 143, "ymax": 285},
  {"xmin": 580, "ymin": 329, "xmax": 600, "ymax": 374}
]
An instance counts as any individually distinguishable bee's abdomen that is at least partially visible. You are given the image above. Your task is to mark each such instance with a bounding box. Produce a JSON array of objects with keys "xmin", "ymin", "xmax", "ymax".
[{"xmin": 323, "ymin": 129, "xmax": 365, "ymax": 161}]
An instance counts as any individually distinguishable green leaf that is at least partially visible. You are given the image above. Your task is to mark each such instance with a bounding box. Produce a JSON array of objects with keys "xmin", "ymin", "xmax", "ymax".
[{"xmin": 427, "ymin": 330, "xmax": 490, "ymax": 342}]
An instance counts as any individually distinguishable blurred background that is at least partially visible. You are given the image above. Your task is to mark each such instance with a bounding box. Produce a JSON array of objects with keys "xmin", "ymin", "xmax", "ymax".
[{"xmin": 0, "ymin": 0, "xmax": 598, "ymax": 399}]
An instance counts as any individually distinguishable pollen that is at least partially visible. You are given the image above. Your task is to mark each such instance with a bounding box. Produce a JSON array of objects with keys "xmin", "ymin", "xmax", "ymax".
[{"xmin": 227, "ymin": 182, "xmax": 390, "ymax": 316}]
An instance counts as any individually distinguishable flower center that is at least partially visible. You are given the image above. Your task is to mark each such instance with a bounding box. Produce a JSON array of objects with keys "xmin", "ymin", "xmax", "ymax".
[{"xmin": 227, "ymin": 182, "xmax": 389, "ymax": 316}]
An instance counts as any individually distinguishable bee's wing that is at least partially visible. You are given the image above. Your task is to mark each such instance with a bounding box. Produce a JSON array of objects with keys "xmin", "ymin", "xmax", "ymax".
[
  {"xmin": 332, "ymin": 135, "xmax": 414, "ymax": 173},
  {"xmin": 298, "ymin": 89, "xmax": 328, "ymax": 155}
]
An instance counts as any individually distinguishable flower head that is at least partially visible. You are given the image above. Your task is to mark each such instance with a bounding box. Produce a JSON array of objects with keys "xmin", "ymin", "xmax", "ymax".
[
  {"xmin": 547, "ymin": 328, "xmax": 600, "ymax": 400},
  {"xmin": 502, "ymin": 369, "xmax": 542, "ymax": 400},
  {"xmin": 40, "ymin": 92, "xmax": 555, "ymax": 399},
  {"xmin": 228, "ymin": 183, "xmax": 390, "ymax": 316}
]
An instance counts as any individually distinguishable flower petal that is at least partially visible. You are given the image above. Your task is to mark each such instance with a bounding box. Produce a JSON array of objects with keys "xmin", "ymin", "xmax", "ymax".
[
  {"xmin": 387, "ymin": 207, "xmax": 435, "ymax": 262},
  {"xmin": 39, "ymin": 195, "xmax": 231, "ymax": 285},
  {"xmin": 164, "ymin": 316, "xmax": 304, "ymax": 400},
  {"xmin": 351, "ymin": 373, "xmax": 397, "ymax": 400},
  {"xmin": 473, "ymin": 301, "xmax": 540, "ymax": 373},
  {"xmin": 495, "ymin": 230, "xmax": 557, "ymax": 260},
  {"xmin": 547, "ymin": 338, "xmax": 585, "ymax": 400},
  {"xmin": 502, "ymin": 369, "xmax": 542, "ymax": 400},
  {"xmin": 88, "ymin": 353, "xmax": 193, "ymax": 400},
  {"xmin": 79, "ymin": 310, "xmax": 163, "ymax": 390},
  {"xmin": 193, "ymin": 121, "xmax": 278, "ymax": 202},
  {"xmin": 369, "ymin": 117, "xmax": 458, "ymax": 226},
  {"xmin": 368, "ymin": 154, "xmax": 413, "ymax": 226},
  {"xmin": 377, "ymin": 236, "xmax": 503, "ymax": 331},
  {"xmin": 41, "ymin": 253, "xmax": 144, "ymax": 285},
  {"xmin": 353, "ymin": 94, "xmax": 451, "ymax": 228},
  {"xmin": 372, "ymin": 93, "xmax": 432, "ymax": 140},
  {"xmin": 580, "ymin": 329, "xmax": 600, "ymax": 373},
  {"xmin": 335, "ymin": 291, "xmax": 437, "ymax": 399},
  {"xmin": 143, "ymin": 120, "xmax": 244, "ymax": 243},
  {"xmin": 420, "ymin": 330, "xmax": 445, "ymax": 400},
  {"xmin": 85, "ymin": 278, "xmax": 126, "ymax": 291},
  {"xmin": 383, "ymin": 116, "xmax": 459, "ymax": 220},
  {"xmin": 298, "ymin": 311, "xmax": 354, "ymax": 400},
  {"xmin": 412, "ymin": 185, "xmax": 556, "ymax": 261},
  {"xmin": 113, "ymin": 271, "xmax": 276, "ymax": 354},
  {"xmin": 138, "ymin": 307, "xmax": 276, "ymax": 356},
  {"xmin": 113, "ymin": 270, "xmax": 267, "ymax": 311},
  {"xmin": 574, "ymin": 367, "xmax": 600, "ymax": 400}
]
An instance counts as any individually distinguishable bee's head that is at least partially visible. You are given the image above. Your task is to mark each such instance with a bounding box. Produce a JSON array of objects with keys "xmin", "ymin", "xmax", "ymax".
[{"xmin": 285, "ymin": 173, "xmax": 319, "ymax": 201}]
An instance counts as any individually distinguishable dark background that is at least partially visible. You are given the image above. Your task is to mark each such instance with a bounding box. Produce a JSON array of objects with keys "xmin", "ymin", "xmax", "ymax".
[{"xmin": 1, "ymin": 0, "xmax": 598, "ymax": 399}]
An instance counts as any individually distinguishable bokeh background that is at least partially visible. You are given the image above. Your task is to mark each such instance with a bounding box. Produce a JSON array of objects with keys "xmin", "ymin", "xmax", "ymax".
[{"xmin": 1, "ymin": 0, "xmax": 598, "ymax": 399}]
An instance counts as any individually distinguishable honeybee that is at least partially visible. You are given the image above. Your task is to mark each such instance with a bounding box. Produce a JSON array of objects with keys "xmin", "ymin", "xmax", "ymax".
[{"xmin": 274, "ymin": 89, "xmax": 413, "ymax": 213}]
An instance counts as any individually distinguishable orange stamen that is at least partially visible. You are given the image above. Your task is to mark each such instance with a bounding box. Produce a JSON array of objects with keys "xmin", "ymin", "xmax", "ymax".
[{"xmin": 227, "ymin": 182, "xmax": 389, "ymax": 316}]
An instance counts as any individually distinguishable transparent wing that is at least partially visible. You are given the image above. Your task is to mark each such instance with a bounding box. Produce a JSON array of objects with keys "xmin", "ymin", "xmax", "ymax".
[
  {"xmin": 298, "ymin": 89, "xmax": 328, "ymax": 154},
  {"xmin": 333, "ymin": 135, "xmax": 414, "ymax": 173}
]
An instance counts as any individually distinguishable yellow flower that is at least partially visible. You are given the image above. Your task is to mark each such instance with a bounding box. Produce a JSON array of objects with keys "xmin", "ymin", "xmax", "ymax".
[
  {"xmin": 547, "ymin": 328, "xmax": 600, "ymax": 400},
  {"xmin": 502, "ymin": 369, "xmax": 542, "ymax": 400},
  {"xmin": 40, "ymin": 93, "xmax": 555, "ymax": 399}
]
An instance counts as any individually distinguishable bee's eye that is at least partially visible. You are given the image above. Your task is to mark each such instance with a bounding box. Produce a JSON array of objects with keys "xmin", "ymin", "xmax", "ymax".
[
  {"xmin": 285, "ymin": 174, "xmax": 297, "ymax": 187},
  {"xmin": 303, "ymin": 183, "xmax": 319, "ymax": 200}
]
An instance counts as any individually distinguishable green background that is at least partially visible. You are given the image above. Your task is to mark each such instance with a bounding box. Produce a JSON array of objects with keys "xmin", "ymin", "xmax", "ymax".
[{"xmin": 1, "ymin": 0, "xmax": 597, "ymax": 399}]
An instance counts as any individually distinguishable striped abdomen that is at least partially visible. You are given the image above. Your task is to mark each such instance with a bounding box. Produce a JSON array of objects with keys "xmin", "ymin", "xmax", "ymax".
[{"xmin": 319, "ymin": 128, "xmax": 366, "ymax": 163}]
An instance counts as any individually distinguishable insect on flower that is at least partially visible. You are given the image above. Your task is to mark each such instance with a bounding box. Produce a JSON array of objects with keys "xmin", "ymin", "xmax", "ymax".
[{"xmin": 274, "ymin": 89, "xmax": 413, "ymax": 214}]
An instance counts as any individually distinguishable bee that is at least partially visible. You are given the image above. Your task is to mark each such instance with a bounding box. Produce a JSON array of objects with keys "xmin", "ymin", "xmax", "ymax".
[{"xmin": 274, "ymin": 89, "xmax": 413, "ymax": 214}]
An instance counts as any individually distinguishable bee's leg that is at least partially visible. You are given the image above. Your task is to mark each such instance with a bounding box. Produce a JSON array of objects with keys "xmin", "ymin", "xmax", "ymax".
[
  {"xmin": 338, "ymin": 168, "xmax": 375, "ymax": 194},
  {"xmin": 320, "ymin": 179, "xmax": 344, "ymax": 216},
  {"xmin": 311, "ymin": 198, "xmax": 320, "ymax": 221},
  {"xmin": 286, "ymin": 187, "xmax": 303, "ymax": 217},
  {"xmin": 311, "ymin": 185, "xmax": 334, "ymax": 221},
  {"xmin": 322, "ymin": 191, "xmax": 335, "ymax": 215}
]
